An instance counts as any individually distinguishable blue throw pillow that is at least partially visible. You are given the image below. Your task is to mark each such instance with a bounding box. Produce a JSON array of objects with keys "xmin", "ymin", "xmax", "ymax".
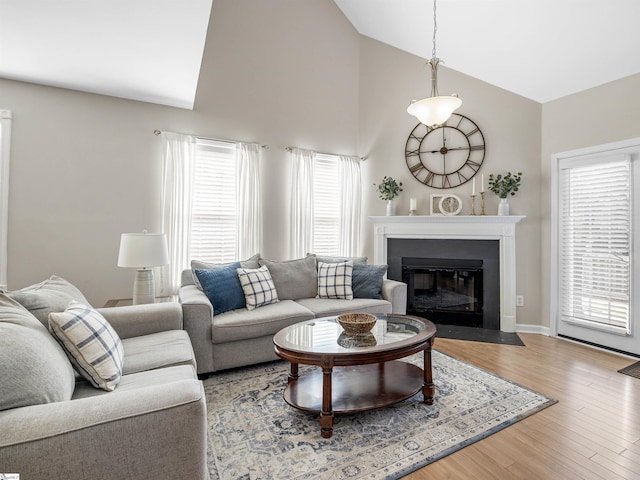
[
  {"xmin": 195, "ymin": 263, "xmax": 246, "ymax": 316},
  {"xmin": 352, "ymin": 264, "xmax": 387, "ymax": 299}
]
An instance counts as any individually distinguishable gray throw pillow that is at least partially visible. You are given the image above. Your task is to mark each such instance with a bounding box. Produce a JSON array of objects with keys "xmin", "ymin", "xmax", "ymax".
[
  {"xmin": 352, "ymin": 264, "xmax": 388, "ymax": 299},
  {"xmin": 191, "ymin": 253, "xmax": 261, "ymax": 290},
  {"xmin": 6, "ymin": 275, "xmax": 91, "ymax": 327},
  {"xmin": 0, "ymin": 294, "xmax": 76, "ymax": 411},
  {"xmin": 309, "ymin": 253, "xmax": 368, "ymax": 265},
  {"xmin": 259, "ymin": 256, "xmax": 318, "ymax": 300}
]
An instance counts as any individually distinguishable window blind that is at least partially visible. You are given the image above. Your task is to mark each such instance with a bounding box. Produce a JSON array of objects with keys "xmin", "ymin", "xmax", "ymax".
[
  {"xmin": 559, "ymin": 156, "xmax": 631, "ymax": 333},
  {"xmin": 190, "ymin": 139, "xmax": 237, "ymax": 263},
  {"xmin": 313, "ymin": 154, "xmax": 340, "ymax": 255}
]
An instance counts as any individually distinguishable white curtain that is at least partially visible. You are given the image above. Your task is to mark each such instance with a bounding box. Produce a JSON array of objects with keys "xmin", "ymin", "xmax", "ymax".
[
  {"xmin": 338, "ymin": 155, "xmax": 361, "ymax": 256},
  {"xmin": 236, "ymin": 142, "xmax": 262, "ymax": 259},
  {"xmin": 158, "ymin": 132, "xmax": 196, "ymax": 296},
  {"xmin": 289, "ymin": 148, "xmax": 315, "ymax": 258}
]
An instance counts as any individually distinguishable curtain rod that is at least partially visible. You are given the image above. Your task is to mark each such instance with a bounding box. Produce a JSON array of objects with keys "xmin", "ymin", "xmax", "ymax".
[
  {"xmin": 154, "ymin": 129, "xmax": 268, "ymax": 149},
  {"xmin": 285, "ymin": 146, "xmax": 367, "ymax": 161}
]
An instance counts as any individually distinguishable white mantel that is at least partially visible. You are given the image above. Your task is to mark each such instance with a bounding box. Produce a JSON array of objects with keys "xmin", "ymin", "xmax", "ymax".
[{"xmin": 369, "ymin": 215, "xmax": 525, "ymax": 333}]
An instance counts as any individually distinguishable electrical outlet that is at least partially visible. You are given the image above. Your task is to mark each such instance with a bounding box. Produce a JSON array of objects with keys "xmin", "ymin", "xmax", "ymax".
[{"xmin": 516, "ymin": 295, "xmax": 524, "ymax": 307}]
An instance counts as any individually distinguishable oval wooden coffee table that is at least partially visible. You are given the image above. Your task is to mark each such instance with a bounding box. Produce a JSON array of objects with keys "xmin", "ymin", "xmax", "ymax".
[{"xmin": 273, "ymin": 314, "xmax": 437, "ymax": 438}]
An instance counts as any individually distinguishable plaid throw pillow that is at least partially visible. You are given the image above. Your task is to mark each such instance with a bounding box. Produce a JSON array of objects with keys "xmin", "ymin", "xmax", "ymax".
[
  {"xmin": 49, "ymin": 302, "xmax": 124, "ymax": 391},
  {"xmin": 236, "ymin": 265, "xmax": 279, "ymax": 310},
  {"xmin": 317, "ymin": 261, "xmax": 353, "ymax": 300}
]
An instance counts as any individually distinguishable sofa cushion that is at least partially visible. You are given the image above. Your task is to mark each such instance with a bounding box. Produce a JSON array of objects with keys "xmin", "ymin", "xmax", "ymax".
[
  {"xmin": 310, "ymin": 254, "xmax": 368, "ymax": 265},
  {"xmin": 237, "ymin": 265, "xmax": 279, "ymax": 310},
  {"xmin": 295, "ymin": 297, "xmax": 392, "ymax": 317},
  {"xmin": 0, "ymin": 293, "xmax": 76, "ymax": 411},
  {"xmin": 5, "ymin": 275, "xmax": 91, "ymax": 327},
  {"xmin": 317, "ymin": 261, "xmax": 353, "ymax": 300},
  {"xmin": 191, "ymin": 254, "xmax": 260, "ymax": 289},
  {"xmin": 352, "ymin": 264, "xmax": 387, "ymax": 299},
  {"xmin": 121, "ymin": 330, "xmax": 196, "ymax": 375},
  {"xmin": 195, "ymin": 263, "xmax": 245, "ymax": 316},
  {"xmin": 259, "ymin": 256, "xmax": 317, "ymax": 300},
  {"xmin": 210, "ymin": 300, "xmax": 315, "ymax": 343},
  {"xmin": 49, "ymin": 302, "xmax": 124, "ymax": 392}
]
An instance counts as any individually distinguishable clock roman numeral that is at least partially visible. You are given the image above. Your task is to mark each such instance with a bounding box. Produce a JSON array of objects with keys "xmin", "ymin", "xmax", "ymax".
[
  {"xmin": 465, "ymin": 128, "xmax": 479, "ymax": 137},
  {"xmin": 406, "ymin": 148, "xmax": 420, "ymax": 157},
  {"xmin": 457, "ymin": 172, "xmax": 468, "ymax": 183},
  {"xmin": 425, "ymin": 172, "xmax": 435, "ymax": 186},
  {"xmin": 469, "ymin": 145, "xmax": 485, "ymax": 151},
  {"xmin": 409, "ymin": 163, "xmax": 425, "ymax": 174}
]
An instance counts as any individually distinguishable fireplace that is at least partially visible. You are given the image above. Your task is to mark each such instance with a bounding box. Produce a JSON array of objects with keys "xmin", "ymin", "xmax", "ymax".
[
  {"xmin": 387, "ymin": 238, "xmax": 500, "ymax": 329},
  {"xmin": 402, "ymin": 257, "xmax": 483, "ymax": 327},
  {"xmin": 369, "ymin": 215, "xmax": 525, "ymax": 332}
]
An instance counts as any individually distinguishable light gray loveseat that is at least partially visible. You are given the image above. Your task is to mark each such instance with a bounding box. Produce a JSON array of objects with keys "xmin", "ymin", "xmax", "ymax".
[
  {"xmin": 179, "ymin": 255, "xmax": 407, "ymax": 375},
  {"xmin": 0, "ymin": 277, "xmax": 208, "ymax": 480}
]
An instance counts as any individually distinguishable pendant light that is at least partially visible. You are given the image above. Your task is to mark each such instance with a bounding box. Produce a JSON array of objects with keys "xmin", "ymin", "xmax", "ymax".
[{"xmin": 407, "ymin": 0, "xmax": 461, "ymax": 127}]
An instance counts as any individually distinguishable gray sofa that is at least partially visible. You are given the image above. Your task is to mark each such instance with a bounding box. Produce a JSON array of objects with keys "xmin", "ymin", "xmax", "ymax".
[
  {"xmin": 0, "ymin": 279, "xmax": 208, "ymax": 480},
  {"xmin": 179, "ymin": 255, "xmax": 407, "ymax": 375}
]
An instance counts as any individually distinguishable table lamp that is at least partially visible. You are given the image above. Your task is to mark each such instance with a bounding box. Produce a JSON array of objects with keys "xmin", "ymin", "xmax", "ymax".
[{"xmin": 117, "ymin": 230, "xmax": 169, "ymax": 305}]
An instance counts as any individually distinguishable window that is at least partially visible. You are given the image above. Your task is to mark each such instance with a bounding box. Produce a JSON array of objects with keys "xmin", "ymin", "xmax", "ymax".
[
  {"xmin": 559, "ymin": 155, "xmax": 631, "ymax": 333},
  {"xmin": 313, "ymin": 154, "xmax": 341, "ymax": 255},
  {"xmin": 0, "ymin": 110, "xmax": 11, "ymax": 289},
  {"xmin": 190, "ymin": 139, "xmax": 237, "ymax": 263},
  {"xmin": 289, "ymin": 149, "xmax": 361, "ymax": 258}
]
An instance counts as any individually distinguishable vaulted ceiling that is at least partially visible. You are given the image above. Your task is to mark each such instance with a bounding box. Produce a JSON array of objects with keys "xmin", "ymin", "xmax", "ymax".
[{"xmin": 1, "ymin": 0, "xmax": 638, "ymax": 108}]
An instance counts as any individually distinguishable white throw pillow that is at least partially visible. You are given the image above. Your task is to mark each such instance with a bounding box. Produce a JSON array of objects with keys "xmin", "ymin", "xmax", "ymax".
[
  {"xmin": 317, "ymin": 261, "xmax": 354, "ymax": 300},
  {"xmin": 236, "ymin": 265, "xmax": 279, "ymax": 310},
  {"xmin": 49, "ymin": 302, "xmax": 124, "ymax": 391}
]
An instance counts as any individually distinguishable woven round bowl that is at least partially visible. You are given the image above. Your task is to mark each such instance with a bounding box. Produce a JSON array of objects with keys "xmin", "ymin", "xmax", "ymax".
[{"xmin": 337, "ymin": 313, "xmax": 377, "ymax": 335}]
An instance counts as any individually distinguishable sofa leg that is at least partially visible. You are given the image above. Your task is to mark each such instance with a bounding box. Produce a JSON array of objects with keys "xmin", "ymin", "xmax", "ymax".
[{"xmin": 197, "ymin": 372, "xmax": 211, "ymax": 380}]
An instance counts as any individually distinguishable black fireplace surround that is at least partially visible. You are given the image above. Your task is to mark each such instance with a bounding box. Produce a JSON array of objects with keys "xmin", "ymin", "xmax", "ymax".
[{"xmin": 387, "ymin": 239, "xmax": 500, "ymax": 330}]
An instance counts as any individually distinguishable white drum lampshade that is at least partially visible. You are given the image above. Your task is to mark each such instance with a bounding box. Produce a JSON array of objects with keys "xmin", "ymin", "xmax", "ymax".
[{"xmin": 117, "ymin": 231, "xmax": 169, "ymax": 305}]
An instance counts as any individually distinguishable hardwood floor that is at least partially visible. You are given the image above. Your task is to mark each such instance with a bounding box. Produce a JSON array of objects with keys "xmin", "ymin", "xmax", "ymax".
[{"xmin": 407, "ymin": 333, "xmax": 640, "ymax": 479}]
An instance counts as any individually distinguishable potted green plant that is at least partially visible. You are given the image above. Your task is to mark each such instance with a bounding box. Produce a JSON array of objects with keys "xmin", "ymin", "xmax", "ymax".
[
  {"xmin": 488, "ymin": 172, "xmax": 522, "ymax": 215},
  {"xmin": 375, "ymin": 176, "xmax": 403, "ymax": 216}
]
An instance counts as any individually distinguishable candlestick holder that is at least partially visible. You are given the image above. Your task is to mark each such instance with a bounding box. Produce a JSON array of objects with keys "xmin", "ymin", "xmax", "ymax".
[
  {"xmin": 480, "ymin": 192, "xmax": 486, "ymax": 215},
  {"xmin": 470, "ymin": 195, "xmax": 477, "ymax": 215}
]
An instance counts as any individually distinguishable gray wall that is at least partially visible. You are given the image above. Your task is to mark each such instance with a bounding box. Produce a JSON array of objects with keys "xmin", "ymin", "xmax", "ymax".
[
  {"xmin": 0, "ymin": 0, "xmax": 360, "ymax": 306},
  {"xmin": 1, "ymin": 0, "xmax": 633, "ymax": 330},
  {"xmin": 540, "ymin": 73, "xmax": 640, "ymax": 328},
  {"xmin": 357, "ymin": 36, "xmax": 542, "ymax": 327}
]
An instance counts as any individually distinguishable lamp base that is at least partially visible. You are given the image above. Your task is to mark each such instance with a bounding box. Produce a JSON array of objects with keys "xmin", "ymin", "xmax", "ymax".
[{"xmin": 132, "ymin": 268, "xmax": 155, "ymax": 305}]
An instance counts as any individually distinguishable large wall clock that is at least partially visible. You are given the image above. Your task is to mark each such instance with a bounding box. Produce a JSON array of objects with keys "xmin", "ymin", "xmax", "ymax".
[{"xmin": 405, "ymin": 113, "xmax": 485, "ymax": 189}]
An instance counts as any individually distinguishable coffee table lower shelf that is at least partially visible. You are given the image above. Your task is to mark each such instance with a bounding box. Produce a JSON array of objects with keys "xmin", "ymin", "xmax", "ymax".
[{"xmin": 283, "ymin": 361, "xmax": 424, "ymax": 414}]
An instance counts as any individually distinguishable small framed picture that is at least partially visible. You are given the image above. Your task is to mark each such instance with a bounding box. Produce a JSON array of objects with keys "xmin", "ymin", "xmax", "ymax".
[
  {"xmin": 430, "ymin": 194, "xmax": 463, "ymax": 216},
  {"xmin": 430, "ymin": 194, "xmax": 445, "ymax": 216}
]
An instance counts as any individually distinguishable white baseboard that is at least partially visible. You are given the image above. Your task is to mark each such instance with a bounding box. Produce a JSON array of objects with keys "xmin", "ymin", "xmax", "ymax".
[{"xmin": 516, "ymin": 324, "xmax": 550, "ymax": 336}]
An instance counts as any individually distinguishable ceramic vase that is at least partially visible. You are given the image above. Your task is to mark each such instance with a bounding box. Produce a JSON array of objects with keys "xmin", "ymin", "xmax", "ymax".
[
  {"xmin": 498, "ymin": 197, "xmax": 510, "ymax": 216},
  {"xmin": 386, "ymin": 199, "xmax": 396, "ymax": 216}
]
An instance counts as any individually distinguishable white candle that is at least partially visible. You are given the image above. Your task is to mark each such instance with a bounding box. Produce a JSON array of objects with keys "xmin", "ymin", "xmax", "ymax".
[
  {"xmin": 481, "ymin": 174, "xmax": 485, "ymax": 192},
  {"xmin": 472, "ymin": 178, "xmax": 476, "ymax": 196},
  {"xmin": 410, "ymin": 198, "xmax": 417, "ymax": 211}
]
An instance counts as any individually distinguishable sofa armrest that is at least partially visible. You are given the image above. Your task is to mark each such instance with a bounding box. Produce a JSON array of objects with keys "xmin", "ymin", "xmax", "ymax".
[
  {"xmin": 0, "ymin": 378, "xmax": 208, "ymax": 480},
  {"xmin": 381, "ymin": 279, "xmax": 407, "ymax": 314},
  {"xmin": 96, "ymin": 302, "xmax": 183, "ymax": 339},
  {"xmin": 179, "ymin": 285, "xmax": 215, "ymax": 374}
]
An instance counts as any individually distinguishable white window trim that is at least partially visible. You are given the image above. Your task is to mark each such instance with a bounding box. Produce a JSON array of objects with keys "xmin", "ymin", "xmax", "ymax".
[
  {"xmin": 550, "ymin": 136, "xmax": 640, "ymax": 337},
  {"xmin": 0, "ymin": 110, "xmax": 12, "ymax": 289}
]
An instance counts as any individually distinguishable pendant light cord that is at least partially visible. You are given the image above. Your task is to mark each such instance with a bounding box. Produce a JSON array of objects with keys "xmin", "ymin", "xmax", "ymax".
[{"xmin": 432, "ymin": 0, "xmax": 438, "ymax": 60}]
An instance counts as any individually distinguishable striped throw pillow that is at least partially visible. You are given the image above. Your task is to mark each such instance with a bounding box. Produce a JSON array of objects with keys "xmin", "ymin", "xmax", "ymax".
[
  {"xmin": 49, "ymin": 302, "xmax": 124, "ymax": 391},
  {"xmin": 236, "ymin": 265, "xmax": 279, "ymax": 310},
  {"xmin": 317, "ymin": 261, "xmax": 353, "ymax": 300}
]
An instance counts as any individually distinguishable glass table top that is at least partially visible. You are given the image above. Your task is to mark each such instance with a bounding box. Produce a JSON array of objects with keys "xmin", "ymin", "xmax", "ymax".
[{"xmin": 274, "ymin": 314, "xmax": 433, "ymax": 354}]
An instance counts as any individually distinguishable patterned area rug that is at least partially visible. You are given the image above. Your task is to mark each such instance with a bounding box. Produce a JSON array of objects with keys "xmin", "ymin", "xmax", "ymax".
[{"xmin": 204, "ymin": 351, "xmax": 556, "ymax": 479}]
